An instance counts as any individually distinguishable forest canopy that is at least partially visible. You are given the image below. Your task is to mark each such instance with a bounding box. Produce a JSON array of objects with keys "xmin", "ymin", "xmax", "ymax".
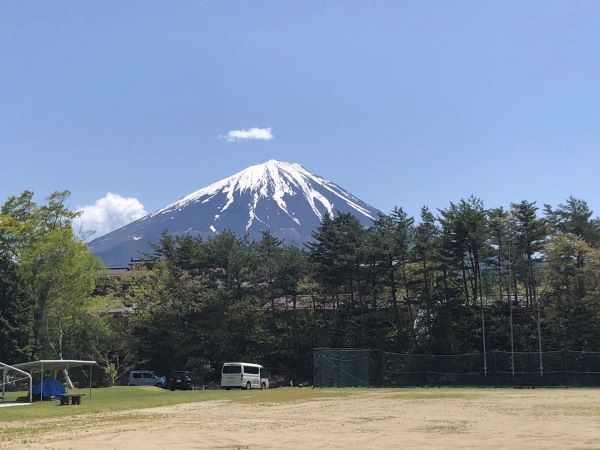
[{"xmin": 2, "ymin": 191, "xmax": 600, "ymax": 384}]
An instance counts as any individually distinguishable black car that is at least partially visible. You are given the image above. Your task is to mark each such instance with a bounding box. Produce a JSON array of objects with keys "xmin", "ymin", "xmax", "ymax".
[{"xmin": 168, "ymin": 371, "xmax": 197, "ymax": 391}]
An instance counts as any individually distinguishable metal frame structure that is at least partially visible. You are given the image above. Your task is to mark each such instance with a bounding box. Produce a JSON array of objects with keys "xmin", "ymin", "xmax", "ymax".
[
  {"xmin": 12, "ymin": 360, "xmax": 96, "ymax": 400},
  {"xmin": 1, "ymin": 361, "xmax": 32, "ymax": 404}
]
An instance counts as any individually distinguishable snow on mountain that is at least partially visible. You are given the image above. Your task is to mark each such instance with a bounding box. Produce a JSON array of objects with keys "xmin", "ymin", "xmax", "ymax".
[{"xmin": 89, "ymin": 160, "xmax": 380, "ymax": 267}]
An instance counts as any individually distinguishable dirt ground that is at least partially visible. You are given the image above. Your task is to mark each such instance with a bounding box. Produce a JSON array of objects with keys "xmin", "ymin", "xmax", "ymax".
[{"xmin": 3, "ymin": 388, "xmax": 600, "ymax": 449}]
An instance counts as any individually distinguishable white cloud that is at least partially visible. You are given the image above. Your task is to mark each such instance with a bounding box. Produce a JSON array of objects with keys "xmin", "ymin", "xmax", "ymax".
[
  {"xmin": 222, "ymin": 127, "xmax": 274, "ymax": 142},
  {"xmin": 74, "ymin": 192, "xmax": 147, "ymax": 239}
]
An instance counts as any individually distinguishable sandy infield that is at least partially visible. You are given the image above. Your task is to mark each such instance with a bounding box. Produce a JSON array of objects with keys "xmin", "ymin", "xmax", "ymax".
[{"xmin": 3, "ymin": 388, "xmax": 600, "ymax": 449}]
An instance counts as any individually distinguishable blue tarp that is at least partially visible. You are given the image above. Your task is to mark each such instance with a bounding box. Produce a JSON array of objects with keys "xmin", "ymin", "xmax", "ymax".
[{"xmin": 32, "ymin": 379, "xmax": 66, "ymax": 399}]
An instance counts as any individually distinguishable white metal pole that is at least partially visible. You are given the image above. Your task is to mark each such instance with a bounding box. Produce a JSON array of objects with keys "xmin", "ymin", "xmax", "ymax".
[
  {"xmin": 536, "ymin": 297, "xmax": 544, "ymax": 379},
  {"xmin": 508, "ymin": 241, "xmax": 515, "ymax": 379},
  {"xmin": 481, "ymin": 295, "xmax": 487, "ymax": 379}
]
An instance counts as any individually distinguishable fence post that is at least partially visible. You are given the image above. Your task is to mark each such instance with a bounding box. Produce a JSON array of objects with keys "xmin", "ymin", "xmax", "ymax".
[
  {"xmin": 313, "ymin": 349, "xmax": 317, "ymax": 388},
  {"xmin": 563, "ymin": 348, "xmax": 569, "ymax": 388},
  {"xmin": 494, "ymin": 351, "xmax": 498, "ymax": 388},
  {"xmin": 320, "ymin": 351, "xmax": 323, "ymax": 388},
  {"xmin": 337, "ymin": 349, "xmax": 340, "ymax": 388},
  {"xmin": 313, "ymin": 351, "xmax": 317, "ymax": 388},
  {"xmin": 380, "ymin": 351, "xmax": 384, "ymax": 387},
  {"xmin": 371, "ymin": 350, "xmax": 382, "ymax": 387}
]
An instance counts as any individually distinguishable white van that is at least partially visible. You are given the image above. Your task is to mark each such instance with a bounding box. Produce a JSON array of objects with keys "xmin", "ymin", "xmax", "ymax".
[{"xmin": 221, "ymin": 362, "xmax": 270, "ymax": 390}]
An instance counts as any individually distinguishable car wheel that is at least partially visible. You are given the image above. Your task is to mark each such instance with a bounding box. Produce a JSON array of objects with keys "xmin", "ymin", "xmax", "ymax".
[
  {"xmin": 261, "ymin": 382, "xmax": 266, "ymax": 390},
  {"xmin": 246, "ymin": 381, "xmax": 251, "ymax": 390}
]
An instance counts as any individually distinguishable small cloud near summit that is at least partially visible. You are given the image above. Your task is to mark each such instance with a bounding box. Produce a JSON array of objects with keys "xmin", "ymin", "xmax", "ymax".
[
  {"xmin": 74, "ymin": 193, "xmax": 147, "ymax": 239},
  {"xmin": 221, "ymin": 127, "xmax": 274, "ymax": 142}
]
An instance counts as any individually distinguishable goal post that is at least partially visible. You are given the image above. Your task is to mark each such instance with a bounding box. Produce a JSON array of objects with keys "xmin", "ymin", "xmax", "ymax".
[{"xmin": 1, "ymin": 362, "xmax": 32, "ymax": 404}]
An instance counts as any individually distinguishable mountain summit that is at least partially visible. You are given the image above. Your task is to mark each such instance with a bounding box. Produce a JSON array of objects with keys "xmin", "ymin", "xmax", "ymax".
[{"xmin": 89, "ymin": 160, "xmax": 380, "ymax": 266}]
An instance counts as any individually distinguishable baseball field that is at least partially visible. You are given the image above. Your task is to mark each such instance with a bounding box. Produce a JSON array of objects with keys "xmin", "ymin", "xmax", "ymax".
[{"xmin": 2, "ymin": 386, "xmax": 600, "ymax": 449}]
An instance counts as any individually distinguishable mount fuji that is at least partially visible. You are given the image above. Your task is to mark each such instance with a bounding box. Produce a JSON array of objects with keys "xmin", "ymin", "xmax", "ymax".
[{"xmin": 89, "ymin": 160, "xmax": 380, "ymax": 266}]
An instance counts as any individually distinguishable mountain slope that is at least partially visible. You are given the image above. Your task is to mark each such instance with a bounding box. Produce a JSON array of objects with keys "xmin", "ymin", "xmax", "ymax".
[{"xmin": 89, "ymin": 160, "xmax": 380, "ymax": 266}]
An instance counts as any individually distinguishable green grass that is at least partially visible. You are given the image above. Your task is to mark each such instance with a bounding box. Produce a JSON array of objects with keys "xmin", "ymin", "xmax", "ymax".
[
  {"xmin": 229, "ymin": 387, "xmax": 355, "ymax": 405},
  {"xmin": 381, "ymin": 387, "xmax": 484, "ymax": 401},
  {"xmin": 0, "ymin": 386, "xmax": 355, "ymax": 423},
  {"xmin": 0, "ymin": 386, "xmax": 361, "ymax": 444}
]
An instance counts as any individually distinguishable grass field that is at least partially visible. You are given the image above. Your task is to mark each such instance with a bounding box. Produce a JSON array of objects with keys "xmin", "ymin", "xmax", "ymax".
[
  {"xmin": 0, "ymin": 386, "xmax": 348, "ymax": 422},
  {"xmin": 2, "ymin": 386, "xmax": 600, "ymax": 448}
]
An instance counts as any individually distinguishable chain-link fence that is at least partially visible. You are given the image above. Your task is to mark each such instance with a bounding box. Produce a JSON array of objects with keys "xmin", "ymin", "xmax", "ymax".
[{"xmin": 314, "ymin": 349, "xmax": 600, "ymax": 387}]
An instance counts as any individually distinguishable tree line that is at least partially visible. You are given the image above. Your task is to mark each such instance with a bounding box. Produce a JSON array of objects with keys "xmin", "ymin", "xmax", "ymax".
[{"xmin": 2, "ymin": 191, "xmax": 600, "ymax": 384}]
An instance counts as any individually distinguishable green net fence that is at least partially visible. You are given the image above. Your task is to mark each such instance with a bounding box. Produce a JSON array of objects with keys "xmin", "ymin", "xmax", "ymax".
[
  {"xmin": 313, "ymin": 349, "xmax": 600, "ymax": 387},
  {"xmin": 313, "ymin": 349, "xmax": 371, "ymax": 387}
]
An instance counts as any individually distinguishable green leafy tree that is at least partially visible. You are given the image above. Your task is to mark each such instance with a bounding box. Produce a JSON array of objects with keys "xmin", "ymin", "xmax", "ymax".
[
  {"xmin": 542, "ymin": 233, "xmax": 600, "ymax": 349},
  {"xmin": 0, "ymin": 252, "xmax": 32, "ymax": 362},
  {"xmin": 1, "ymin": 191, "xmax": 102, "ymax": 386}
]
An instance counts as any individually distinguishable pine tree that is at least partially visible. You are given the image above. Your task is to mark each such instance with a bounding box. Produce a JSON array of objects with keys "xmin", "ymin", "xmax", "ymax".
[
  {"xmin": 488, "ymin": 207, "xmax": 511, "ymax": 302},
  {"xmin": 544, "ymin": 196, "xmax": 600, "ymax": 246},
  {"xmin": 256, "ymin": 230, "xmax": 283, "ymax": 309},
  {"xmin": 307, "ymin": 213, "xmax": 366, "ymax": 310},
  {"xmin": 414, "ymin": 207, "xmax": 440, "ymax": 303},
  {"xmin": 510, "ymin": 200, "xmax": 546, "ymax": 305},
  {"xmin": 438, "ymin": 197, "xmax": 489, "ymax": 305},
  {"xmin": 370, "ymin": 207, "xmax": 414, "ymax": 308}
]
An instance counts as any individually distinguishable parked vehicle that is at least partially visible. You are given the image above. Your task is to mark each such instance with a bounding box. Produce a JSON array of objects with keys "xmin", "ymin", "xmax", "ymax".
[
  {"xmin": 221, "ymin": 362, "xmax": 270, "ymax": 390},
  {"xmin": 128, "ymin": 370, "xmax": 166, "ymax": 388},
  {"xmin": 168, "ymin": 371, "xmax": 197, "ymax": 391}
]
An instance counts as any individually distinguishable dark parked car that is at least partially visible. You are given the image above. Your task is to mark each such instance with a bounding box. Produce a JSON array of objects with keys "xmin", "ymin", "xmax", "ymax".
[{"xmin": 168, "ymin": 371, "xmax": 197, "ymax": 391}]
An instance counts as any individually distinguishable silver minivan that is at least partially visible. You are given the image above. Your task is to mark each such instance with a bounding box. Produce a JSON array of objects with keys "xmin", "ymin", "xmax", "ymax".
[{"xmin": 128, "ymin": 370, "xmax": 166, "ymax": 388}]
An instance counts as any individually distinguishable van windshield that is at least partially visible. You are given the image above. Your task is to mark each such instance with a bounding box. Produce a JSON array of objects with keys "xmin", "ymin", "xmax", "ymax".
[{"xmin": 222, "ymin": 365, "xmax": 242, "ymax": 374}]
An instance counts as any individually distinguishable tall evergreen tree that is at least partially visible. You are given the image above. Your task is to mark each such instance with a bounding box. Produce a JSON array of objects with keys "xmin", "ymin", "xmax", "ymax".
[
  {"xmin": 370, "ymin": 207, "xmax": 414, "ymax": 308},
  {"xmin": 414, "ymin": 207, "xmax": 440, "ymax": 303},
  {"xmin": 488, "ymin": 207, "xmax": 511, "ymax": 302},
  {"xmin": 439, "ymin": 197, "xmax": 489, "ymax": 305},
  {"xmin": 255, "ymin": 230, "xmax": 284, "ymax": 309},
  {"xmin": 510, "ymin": 200, "xmax": 546, "ymax": 304},
  {"xmin": 544, "ymin": 197, "xmax": 600, "ymax": 246}
]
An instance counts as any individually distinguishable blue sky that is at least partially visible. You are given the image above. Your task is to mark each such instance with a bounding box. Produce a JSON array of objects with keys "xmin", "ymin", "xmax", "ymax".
[{"xmin": 1, "ymin": 1, "xmax": 599, "ymax": 234}]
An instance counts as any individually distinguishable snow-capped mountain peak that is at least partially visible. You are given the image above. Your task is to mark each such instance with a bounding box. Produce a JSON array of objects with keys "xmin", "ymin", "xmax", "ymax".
[
  {"xmin": 89, "ymin": 160, "xmax": 380, "ymax": 266},
  {"xmin": 153, "ymin": 159, "xmax": 376, "ymax": 229}
]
